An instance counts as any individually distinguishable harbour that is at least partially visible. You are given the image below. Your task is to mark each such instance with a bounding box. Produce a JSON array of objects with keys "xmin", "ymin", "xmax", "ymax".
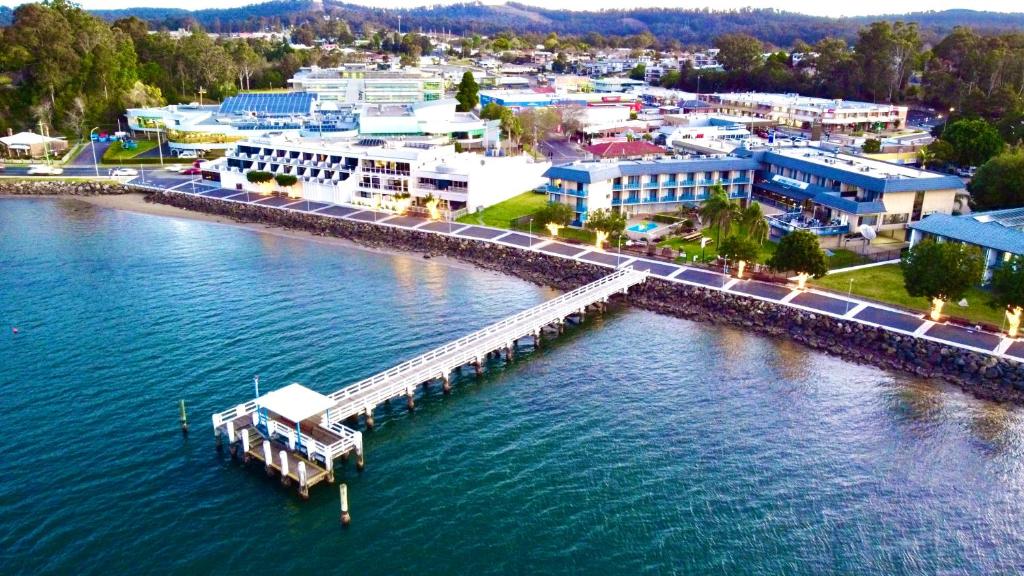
[{"xmin": 5, "ymin": 196, "xmax": 1024, "ymax": 574}]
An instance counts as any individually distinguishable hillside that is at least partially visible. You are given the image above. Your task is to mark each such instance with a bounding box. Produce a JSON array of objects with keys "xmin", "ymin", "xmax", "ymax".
[{"xmin": 3, "ymin": 1, "xmax": 1024, "ymax": 46}]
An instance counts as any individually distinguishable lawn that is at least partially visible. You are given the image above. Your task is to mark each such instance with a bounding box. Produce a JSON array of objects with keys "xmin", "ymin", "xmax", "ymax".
[
  {"xmin": 813, "ymin": 264, "xmax": 1005, "ymax": 327},
  {"xmin": 825, "ymin": 248, "xmax": 871, "ymax": 270},
  {"xmin": 658, "ymin": 225, "xmax": 775, "ymax": 264},
  {"xmin": 457, "ymin": 191, "xmax": 548, "ymax": 228},
  {"xmin": 102, "ymin": 139, "xmax": 158, "ymax": 161}
]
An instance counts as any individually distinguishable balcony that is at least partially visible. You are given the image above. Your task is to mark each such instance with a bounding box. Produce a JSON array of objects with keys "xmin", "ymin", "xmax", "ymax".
[
  {"xmin": 612, "ymin": 183, "xmax": 623, "ymax": 191},
  {"xmin": 766, "ymin": 212, "xmax": 847, "ymax": 236},
  {"xmin": 663, "ymin": 179, "xmax": 678, "ymax": 187},
  {"xmin": 625, "ymin": 181, "xmax": 641, "ymax": 189},
  {"xmin": 644, "ymin": 181, "xmax": 660, "ymax": 188},
  {"xmin": 545, "ymin": 184, "xmax": 563, "ymax": 194},
  {"xmin": 678, "ymin": 180, "xmax": 696, "ymax": 187}
]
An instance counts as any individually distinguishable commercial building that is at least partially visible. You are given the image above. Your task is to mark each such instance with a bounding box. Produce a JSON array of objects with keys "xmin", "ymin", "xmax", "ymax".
[
  {"xmin": 126, "ymin": 92, "xmax": 357, "ymax": 153},
  {"xmin": 357, "ymin": 99, "xmax": 495, "ymax": 148},
  {"xmin": 706, "ymin": 93, "xmax": 907, "ymax": 132},
  {"xmin": 221, "ymin": 135, "xmax": 548, "ymax": 214},
  {"xmin": 288, "ymin": 66, "xmax": 445, "ymax": 104},
  {"xmin": 658, "ymin": 116, "xmax": 752, "ymax": 154},
  {"xmin": 909, "ymin": 208, "xmax": 1024, "ymax": 282},
  {"xmin": 543, "ymin": 156, "xmax": 758, "ymax": 226},
  {"xmin": 751, "ymin": 146, "xmax": 963, "ymax": 237},
  {"xmin": 0, "ymin": 130, "xmax": 68, "ymax": 159},
  {"xmin": 593, "ymin": 78, "xmax": 645, "ymax": 93}
]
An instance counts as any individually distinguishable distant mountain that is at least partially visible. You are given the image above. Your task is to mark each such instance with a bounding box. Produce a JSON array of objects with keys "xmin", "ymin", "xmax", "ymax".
[{"xmin": 5, "ymin": 1, "xmax": 1024, "ymax": 46}]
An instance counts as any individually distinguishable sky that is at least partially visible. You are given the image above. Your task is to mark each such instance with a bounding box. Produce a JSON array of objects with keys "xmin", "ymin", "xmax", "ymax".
[{"xmin": 1, "ymin": 0, "xmax": 1022, "ymax": 18}]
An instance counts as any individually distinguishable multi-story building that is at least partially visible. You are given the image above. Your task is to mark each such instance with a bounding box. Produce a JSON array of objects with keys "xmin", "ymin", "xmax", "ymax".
[
  {"xmin": 751, "ymin": 146, "xmax": 963, "ymax": 238},
  {"xmin": 288, "ymin": 66, "xmax": 445, "ymax": 104},
  {"xmin": 706, "ymin": 92, "xmax": 907, "ymax": 132},
  {"xmin": 357, "ymin": 99, "xmax": 494, "ymax": 149},
  {"xmin": 909, "ymin": 208, "xmax": 1024, "ymax": 283},
  {"xmin": 542, "ymin": 156, "xmax": 759, "ymax": 226},
  {"xmin": 220, "ymin": 135, "xmax": 548, "ymax": 213}
]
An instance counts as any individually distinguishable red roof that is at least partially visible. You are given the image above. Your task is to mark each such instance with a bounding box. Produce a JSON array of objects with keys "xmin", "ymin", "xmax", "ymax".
[
  {"xmin": 584, "ymin": 140, "xmax": 665, "ymax": 158},
  {"xmin": 532, "ymin": 86, "xmax": 556, "ymax": 94}
]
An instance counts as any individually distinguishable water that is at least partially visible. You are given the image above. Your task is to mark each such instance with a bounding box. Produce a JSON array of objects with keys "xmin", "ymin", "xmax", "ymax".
[
  {"xmin": 3, "ymin": 197, "xmax": 1024, "ymax": 574},
  {"xmin": 627, "ymin": 221, "xmax": 658, "ymax": 233}
]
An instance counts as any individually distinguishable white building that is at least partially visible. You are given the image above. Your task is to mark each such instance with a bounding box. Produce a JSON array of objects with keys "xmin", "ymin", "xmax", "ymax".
[
  {"xmin": 658, "ymin": 116, "xmax": 752, "ymax": 154},
  {"xmin": 288, "ymin": 66, "xmax": 445, "ymax": 104},
  {"xmin": 221, "ymin": 135, "xmax": 549, "ymax": 214},
  {"xmin": 357, "ymin": 99, "xmax": 495, "ymax": 149},
  {"xmin": 706, "ymin": 92, "xmax": 908, "ymax": 132}
]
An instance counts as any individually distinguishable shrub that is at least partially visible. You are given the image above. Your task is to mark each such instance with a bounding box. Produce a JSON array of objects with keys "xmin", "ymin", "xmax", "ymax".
[
  {"xmin": 246, "ymin": 171, "xmax": 273, "ymax": 183},
  {"xmin": 274, "ymin": 173, "xmax": 297, "ymax": 187}
]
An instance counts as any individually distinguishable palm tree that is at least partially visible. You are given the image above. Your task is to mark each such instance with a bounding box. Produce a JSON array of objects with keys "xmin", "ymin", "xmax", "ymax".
[
  {"xmin": 739, "ymin": 202, "xmax": 769, "ymax": 245},
  {"xmin": 698, "ymin": 185, "xmax": 737, "ymax": 246}
]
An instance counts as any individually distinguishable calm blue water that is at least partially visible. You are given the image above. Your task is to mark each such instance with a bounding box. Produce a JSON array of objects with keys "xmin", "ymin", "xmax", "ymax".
[{"xmin": 4, "ymin": 196, "xmax": 1024, "ymax": 575}]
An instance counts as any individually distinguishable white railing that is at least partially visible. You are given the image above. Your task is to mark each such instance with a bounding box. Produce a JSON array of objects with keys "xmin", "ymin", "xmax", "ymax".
[{"xmin": 324, "ymin": 268, "xmax": 646, "ymax": 423}]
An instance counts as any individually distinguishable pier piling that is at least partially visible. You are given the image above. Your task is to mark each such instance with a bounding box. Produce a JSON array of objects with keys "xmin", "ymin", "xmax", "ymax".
[
  {"xmin": 241, "ymin": 429, "xmax": 251, "ymax": 463},
  {"xmin": 406, "ymin": 387, "xmax": 415, "ymax": 412},
  {"xmin": 179, "ymin": 399, "xmax": 189, "ymax": 435},
  {"xmin": 441, "ymin": 372, "xmax": 451, "ymax": 395},
  {"xmin": 279, "ymin": 450, "xmax": 290, "ymax": 486},
  {"xmin": 263, "ymin": 441, "xmax": 273, "ymax": 476},
  {"xmin": 364, "ymin": 406, "xmax": 375, "ymax": 430},
  {"xmin": 340, "ymin": 484, "xmax": 351, "ymax": 527}
]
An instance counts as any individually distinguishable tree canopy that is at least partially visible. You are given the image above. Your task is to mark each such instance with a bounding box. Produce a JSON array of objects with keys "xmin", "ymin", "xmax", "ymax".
[
  {"xmin": 900, "ymin": 239, "xmax": 983, "ymax": 304},
  {"xmin": 968, "ymin": 151, "xmax": 1024, "ymax": 212},
  {"xmin": 455, "ymin": 71, "xmax": 479, "ymax": 113},
  {"xmin": 768, "ymin": 230, "xmax": 828, "ymax": 278},
  {"xmin": 585, "ymin": 208, "xmax": 626, "ymax": 238},
  {"xmin": 940, "ymin": 119, "xmax": 1005, "ymax": 167}
]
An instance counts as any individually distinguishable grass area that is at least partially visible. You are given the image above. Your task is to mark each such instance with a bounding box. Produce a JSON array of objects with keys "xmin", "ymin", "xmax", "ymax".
[
  {"xmin": 813, "ymin": 264, "xmax": 1004, "ymax": 327},
  {"xmin": 457, "ymin": 191, "xmax": 549, "ymax": 227},
  {"xmin": 102, "ymin": 140, "xmax": 158, "ymax": 162},
  {"xmin": 826, "ymin": 248, "xmax": 871, "ymax": 270},
  {"xmin": 658, "ymin": 225, "xmax": 775, "ymax": 264}
]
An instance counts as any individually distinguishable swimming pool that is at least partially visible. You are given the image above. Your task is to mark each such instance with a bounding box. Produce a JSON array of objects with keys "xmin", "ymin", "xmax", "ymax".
[{"xmin": 627, "ymin": 222, "xmax": 658, "ymax": 233}]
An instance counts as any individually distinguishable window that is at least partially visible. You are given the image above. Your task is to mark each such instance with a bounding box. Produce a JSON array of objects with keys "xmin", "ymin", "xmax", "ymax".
[{"xmin": 882, "ymin": 213, "xmax": 909, "ymax": 226}]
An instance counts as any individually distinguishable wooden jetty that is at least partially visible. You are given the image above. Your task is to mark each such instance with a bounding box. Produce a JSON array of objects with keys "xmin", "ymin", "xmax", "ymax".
[{"xmin": 211, "ymin": 267, "xmax": 647, "ymax": 499}]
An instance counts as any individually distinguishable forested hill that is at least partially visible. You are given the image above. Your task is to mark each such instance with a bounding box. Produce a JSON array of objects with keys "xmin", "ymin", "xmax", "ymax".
[{"xmin": 3, "ymin": 1, "xmax": 1019, "ymax": 46}]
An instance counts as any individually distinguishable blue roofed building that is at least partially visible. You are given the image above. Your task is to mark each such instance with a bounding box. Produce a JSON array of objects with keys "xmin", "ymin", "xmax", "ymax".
[
  {"xmin": 542, "ymin": 155, "xmax": 758, "ymax": 226},
  {"xmin": 750, "ymin": 146, "xmax": 964, "ymax": 238},
  {"xmin": 909, "ymin": 208, "xmax": 1024, "ymax": 282}
]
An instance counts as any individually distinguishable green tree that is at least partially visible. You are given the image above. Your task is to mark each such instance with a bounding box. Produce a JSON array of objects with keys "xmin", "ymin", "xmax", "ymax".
[
  {"xmin": 968, "ymin": 150, "xmax": 1024, "ymax": 211},
  {"xmin": 718, "ymin": 235, "xmax": 760, "ymax": 264},
  {"xmin": 942, "ymin": 118, "xmax": 1005, "ymax": 167},
  {"xmin": 455, "ymin": 70, "xmax": 479, "ymax": 112},
  {"xmin": 738, "ymin": 202, "xmax": 769, "ymax": 245},
  {"xmin": 698, "ymin": 184, "xmax": 738, "ymax": 246},
  {"xmin": 585, "ymin": 208, "xmax": 627, "ymax": 238},
  {"xmin": 861, "ymin": 138, "xmax": 882, "ymax": 153},
  {"xmin": 918, "ymin": 139, "xmax": 954, "ymax": 169},
  {"xmin": 768, "ymin": 230, "xmax": 828, "ymax": 287},
  {"xmin": 900, "ymin": 239, "xmax": 984, "ymax": 320},
  {"xmin": 628, "ymin": 63, "xmax": 646, "ymax": 81},
  {"xmin": 274, "ymin": 173, "xmax": 297, "ymax": 187},
  {"xmin": 991, "ymin": 255, "xmax": 1024, "ymax": 336},
  {"xmin": 533, "ymin": 202, "xmax": 573, "ymax": 228},
  {"xmin": 714, "ymin": 33, "xmax": 764, "ymax": 73},
  {"xmin": 246, "ymin": 170, "xmax": 273, "ymax": 183}
]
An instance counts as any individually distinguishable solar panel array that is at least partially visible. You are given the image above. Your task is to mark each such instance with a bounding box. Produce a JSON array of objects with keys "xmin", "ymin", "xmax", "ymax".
[
  {"xmin": 219, "ymin": 93, "xmax": 315, "ymax": 116},
  {"xmin": 992, "ymin": 208, "xmax": 1024, "ymax": 229}
]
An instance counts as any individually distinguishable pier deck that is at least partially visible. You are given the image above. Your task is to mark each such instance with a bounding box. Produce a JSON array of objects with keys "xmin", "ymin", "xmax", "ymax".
[{"xmin": 212, "ymin": 267, "xmax": 647, "ymax": 497}]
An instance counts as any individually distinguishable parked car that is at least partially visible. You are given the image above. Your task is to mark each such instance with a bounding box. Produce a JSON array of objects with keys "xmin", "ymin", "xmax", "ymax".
[
  {"xmin": 27, "ymin": 165, "xmax": 63, "ymax": 175},
  {"xmin": 955, "ymin": 166, "xmax": 977, "ymax": 178},
  {"xmin": 111, "ymin": 168, "xmax": 138, "ymax": 177},
  {"xmin": 177, "ymin": 150, "xmax": 197, "ymax": 159}
]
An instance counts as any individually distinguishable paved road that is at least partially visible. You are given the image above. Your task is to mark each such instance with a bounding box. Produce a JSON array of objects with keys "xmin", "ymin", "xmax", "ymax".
[
  {"xmin": 69, "ymin": 141, "xmax": 112, "ymax": 166},
  {"xmin": 539, "ymin": 139, "xmax": 586, "ymax": 165}
]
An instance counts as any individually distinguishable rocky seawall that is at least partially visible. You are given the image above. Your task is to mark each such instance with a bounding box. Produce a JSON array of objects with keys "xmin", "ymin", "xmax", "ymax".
[
  {"xmin": 149, "ymin": 189, "xmax": 1024, "ymax": 404},
  {"xmin": 0, "ymin": 180, "xmax": 133, "ymax": 196}
]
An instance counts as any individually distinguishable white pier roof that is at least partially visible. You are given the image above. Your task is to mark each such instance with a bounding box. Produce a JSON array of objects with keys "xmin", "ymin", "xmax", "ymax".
[{"xmin": 257, "ymin": 383, "xmax": 335, "ymax": 422}]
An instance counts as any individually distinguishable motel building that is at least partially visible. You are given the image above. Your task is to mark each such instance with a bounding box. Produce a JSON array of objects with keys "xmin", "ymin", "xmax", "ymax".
[
  {"xmin": 705, "ymin": 92, "xmax": 908, "ymax": 133},
  {"xmin": 542, "ymin": 156, "xmax": 759, "ymax": 226},
  {"xmin": 748, "ymin": 146, "xmax": 964, "ymax": 239},
  {"xmin": 220, "ymin": 135, "xmax": 549, "ymax": 215},
  {"xmin": 909, "ymin": 208, "xmax": 1024, "ymax": 283}
]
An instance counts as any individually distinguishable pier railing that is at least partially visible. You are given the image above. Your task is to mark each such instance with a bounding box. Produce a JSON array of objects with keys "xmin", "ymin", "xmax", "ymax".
[{"xmin": 324, "ymin": 267, "xmax": 647, "ymax": 423}]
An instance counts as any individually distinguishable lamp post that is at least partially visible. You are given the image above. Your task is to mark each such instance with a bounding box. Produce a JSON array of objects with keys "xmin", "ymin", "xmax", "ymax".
[
  {"xmin": 528, "ymin": 218, "xmax": 533, "ymax": 249},
  {"xmin": 89, "ymin": 127, "xmax": 100, "ymax": 178},
  {"xmin": 616, "ymin": 235, "xmax": 623, "ymax": 268}
]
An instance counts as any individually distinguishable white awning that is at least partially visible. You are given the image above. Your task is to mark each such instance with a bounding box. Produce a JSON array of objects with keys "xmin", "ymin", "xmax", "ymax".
[{"xmin": 256, "ymin": 383, "xmax": 335, "ymax": 423}]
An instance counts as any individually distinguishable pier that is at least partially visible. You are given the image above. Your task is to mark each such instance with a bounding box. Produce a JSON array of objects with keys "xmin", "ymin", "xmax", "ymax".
[{"xmin": 211, "ymin": 267, "xmax": 647, "ymax": 498}]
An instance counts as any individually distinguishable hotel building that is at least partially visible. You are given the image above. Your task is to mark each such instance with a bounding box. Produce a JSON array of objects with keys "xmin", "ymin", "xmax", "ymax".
[
  {"xmin": 543, "ymin": 156, "xmax": 758, "ymax": 226},
  {"xmin": 220, "ymin": 135, "xmax": 548, "ymax": 214},
  {"xmin": 705, "ymin": 93, "xmax": 907, "ymax": 132},
  {"xmin": 909, "ymin": 208, "xmax": 1024, "ymax": 283},
  {"xmin": 288, "ymin": 66, "xmax": 445, "ymax": 104}
]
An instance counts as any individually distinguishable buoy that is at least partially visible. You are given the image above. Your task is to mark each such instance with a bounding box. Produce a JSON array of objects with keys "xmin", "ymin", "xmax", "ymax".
[{"xmin": 12, "ymin": 327, "xmax": 18, "ymax": 334}]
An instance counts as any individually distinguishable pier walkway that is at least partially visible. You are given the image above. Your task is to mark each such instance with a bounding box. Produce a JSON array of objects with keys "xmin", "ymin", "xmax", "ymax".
[{"xmin": 211, "ymin": 267, "xmax": 647, "ymax": 496}]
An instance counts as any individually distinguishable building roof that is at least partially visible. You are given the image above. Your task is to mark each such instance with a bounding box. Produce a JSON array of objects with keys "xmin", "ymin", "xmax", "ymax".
[
  {"xmin": 0, "ymin": 131, "xmax": 63, "ymax": 147},
  {"xmin": 219, "ymin": 92, "xmax": 316, "ymax": 116},
  {"xmin": 761, "ymin": 148, "xmax": 964, "ymax": 193},
  {"xmin": 584, "ymin": 141, "xmax": 665, "ymax": 158},
  {"xmin": 544, "ymin": 156, "xmax": 759, "ymax": 184},
  {"xmin": 754, "ymin": 178, "xmax": 886, "ymax": 215},
  {"xmin": 910, "ymin": 208, "xmax": 1024, "ymax": 255},
  {"xmin": 256, "ymin": 383, "xmax": 335, "ymax": 423}
]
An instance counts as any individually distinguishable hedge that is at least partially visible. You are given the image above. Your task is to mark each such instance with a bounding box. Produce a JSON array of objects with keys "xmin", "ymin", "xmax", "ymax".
[{"xmin": 246, "ymin": 171, "xmax": 273, "ymax": 183}]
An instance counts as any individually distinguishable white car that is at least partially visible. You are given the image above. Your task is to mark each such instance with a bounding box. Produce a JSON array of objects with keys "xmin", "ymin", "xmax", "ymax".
[
  {"xmin": 111, "ymin": 168, "xmax": 138, "ymax": 177},
  {"xmin": 27, "ymin": 165, "xmax": 63, "ymax": 175},
  {"xmin": 177, "ymin": 150, "xmax": 198, "ymax": 159}
]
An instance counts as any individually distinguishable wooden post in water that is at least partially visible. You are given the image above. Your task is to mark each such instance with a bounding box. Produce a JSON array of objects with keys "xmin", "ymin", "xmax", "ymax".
[
  {"xmin": 441, "ymin": 371, "xmax": 451, "ymax": 395},
  {"xmin": 227, "ymin": 421, "xmax": 237, "ymax": 458},
  {"xmin": 406, "ymin": 387, "xmax": 415, "ymax": 412},
  {"xmin": 279, "ymin": 450, "xmax": 290, "ymax": 486},
  {"xmin": 340, "ymin": 483, "xmax": 351, "ymax": 527},
  {"xmin": 364, "ymin": 406, "xmax": 375, "ymax": 430},
  {"xmin": 263, "ymin": 440, "xmax": 273, "ymax": 476},
  {"xmin": 241, "ymin": 429, "xmax": 251, "ymax": 463},
  {"xmin": 473, "ymin": 357, "xmax": 482, "ymax": 377},
  {"xmin": 298, "ymin": 462, "xmax": 309, "ymax": 500},
  {"xmin": 179, "ymin": 399, "xmax": 189, "ymax": 434}
]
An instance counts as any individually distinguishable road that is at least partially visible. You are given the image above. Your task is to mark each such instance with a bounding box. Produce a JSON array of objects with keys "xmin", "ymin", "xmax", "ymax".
[{"xmin": 538, "ymin": 139, "xmax": 586, "ymax": 165}]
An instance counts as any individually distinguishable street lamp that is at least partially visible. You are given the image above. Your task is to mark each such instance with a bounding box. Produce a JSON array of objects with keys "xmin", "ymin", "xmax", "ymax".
[
  {"xmin": 528, "ymin": 218, "xmax": 533, "ymax": 249},
  {"xmin": 616, "ymin": 235, "xmax": 623, "ymax": 268},
  {"xmin": 89, "ymin": 127, "xmax": 100, "ymax": 178}
]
